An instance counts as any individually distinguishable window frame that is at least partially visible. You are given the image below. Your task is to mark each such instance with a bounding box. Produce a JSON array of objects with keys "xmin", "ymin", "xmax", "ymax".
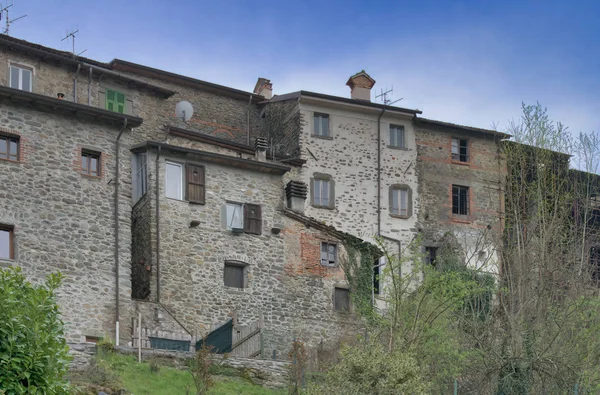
[
  {"xmin": 312, "ymin": 112, "xmax": 331, "ymax": 138},
  {"xmin": 164, "ymin": 160, "xmax": 206, "ymax": 204},
  {"xmin": 133, "ymin": 153, "xmax": 148, "ymax": 202},
  {"xmin": 224, "ymin": 261, "xmax": 247, "ymax": 289},
  {"xmin": 9, "ymin": 64, "xmax": 33, "ymax": 92},
  {"xmin": 81, "ymin": 149, "xmax": 101, "ymax": 177},
  {"xmin": 334, "ymin": 287, "xmax": 350, "ymax": 312},
  {"xmin": 165, "ymin": 161, "xmax": 184, "ymax": 200},
  {"xmin": 452, "ymin": 185, "xmax": 470, "ymax": 216},
  {"xmin": 425, "ymin": 246, "xmax": 438, "ymax": 267},
  {"xmin": 223, "ymin": 202, "xmax": 262, "ymax": 235},
  {"xmin": 311, "ymin": 173, "xmax": 335, "ymax": 209},
  {"xmin": 389, "ymin": 184, "xmax": 412, "ymax": 218},
  {"xmin": 451, "ymin": 137, "xmax": 469, "ymax": 163},
  {"xmin": 389, "ymin": 124, "xmax": 406, "ymax": 149},
  {"xmin": 0, "ymin": 224, "xmax": 14, "ymax": 260},
  {"xmin": 225, "ymin": 201, "xmax": 245, "ymax": 231},
  {"xmin": 321, "ymin": 241, "xmax": 338, "ymax": 267},
  {"xmin": 0, "ymin": 133, "xmax": 20, "ymax": 162}
]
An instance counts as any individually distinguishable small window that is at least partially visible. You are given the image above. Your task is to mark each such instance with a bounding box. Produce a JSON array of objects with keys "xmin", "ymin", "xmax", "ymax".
[
  {"xmin": 451, "ymin": 138, "xmax": 468, "ymax": 162},
  {"xmin": 321, "ymin": 242, "xmax": 337, "ymax": 266},
  {"xmin": 106, "ymin": 89, "xmax": 126, "ymax": 114},
  {"xmin": 85, "ymin": 336, "xmax": 101, "ymax": 344},
  {"xmin": 133, "ymin": 153, "xmax": 148, "ymax": 202},
  {"xmin": 389, "ymin": 125, "xmax": 405, "ymax": 148},
  {"xmin": 452, "ymin": 185, "xmax": 469, "ymax": 216},
  {"xmin": 314, "ymin": 179, "xmax": 330, "ymax": 207},
  {"xmin": 224, "ymin": 262, "xmax": 245, "ymax": 289},
  {"xmin": 226, "ymin": 202, "xmax": 244, "ymax": 230},
  {"xmin": 390, "ymin": 185, "xmax": 411, "ymax": 217},
  {"xmin": 334, "ymin": 288, "xmax": 350, "ymax": 312},
  {"xmin": 0, "ymin": 135, "xmax": 19, "ymax": 161},
  {"xmin": 165, "ymin": 161, "xmax": 184, "ymax": 200},
  {"xmin": 374, "ymin": 258, "xmax": 382, "ymax": 295},
  {"xmin": 425, "ymin": 247, "xmax": 438, "ymax": 266},
  {"xmin": 81, "ymin": 150, "xmax": 101, "ymax": 176},
  {"xmin": 10, "ymin": 65, "xmax": 32, "ymax": 92},
  {"xmin": 0, "ymin": 225, "xmax": 14, "ymax": 260},
  {"xmin": 313, "ymin": 113, "xmax": 330, "ymax": 137},
  {"xmin": 312, "ymin": 174, "xmax": 335, "ymax": 209}
]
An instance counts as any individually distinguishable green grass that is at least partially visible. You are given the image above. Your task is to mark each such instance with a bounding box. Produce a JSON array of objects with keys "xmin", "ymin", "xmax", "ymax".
[{"xmin": 78, "ymin": 352, "xmax": 286, "ymax": 395}]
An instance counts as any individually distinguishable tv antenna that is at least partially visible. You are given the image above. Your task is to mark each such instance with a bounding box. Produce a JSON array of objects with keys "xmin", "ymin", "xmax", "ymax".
[
  {"xmin": 375, "ymin": 86, "xmax": 403, "ymax": 106},
  {"xmin": 1, "ymin": 2, "xmax": 27, "ymax": 35},
  {"xmin": 61, "ymin": 29, "xmax": 80, "ymax": 57}
]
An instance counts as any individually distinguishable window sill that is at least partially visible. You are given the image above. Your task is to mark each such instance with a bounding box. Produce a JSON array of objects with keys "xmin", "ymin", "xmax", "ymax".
[
  {"xmin": 0, "ymin": 258, "xmax": 15, "ymax": 267},
  {"xmin": 387, "ymin": 145, "xmax": 409, "ymax": 151},
  {"xmin": 224, "ymin": 287, "xmax": 247, "ymax": 295},
  {"xmin": 311, "ymin": 134, "xmax": 333, "ymax": 140},
  {"xmin": 81, "ymin": 173, "xmax": 102, "ymax": 180},
  {"xmin": 321, "ymin": 263, "xmax": 339, "ymax": 268},
  {"xmin": 451, "ymin": 160, "xmax": 470, "ymax": 166},
  {"xmin": 312, "ymin": 204, "xmax": 335, "ymax": 210},
  {"xmin": 0, "ymin": 158, "xmax": 21, "ymax": 164},
  {"xmin": 452, "ymin": 216, "xmax": 471, "ymax": 224},
  {"xmin": 389, "ymin": 213, "xmax": 411, "ymax": 219}
]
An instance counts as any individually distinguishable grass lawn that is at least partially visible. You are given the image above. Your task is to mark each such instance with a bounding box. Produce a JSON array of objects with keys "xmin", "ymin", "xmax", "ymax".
[{"xmin": 72, "ymin": 352, "xmax": 286, "ymax": 395}]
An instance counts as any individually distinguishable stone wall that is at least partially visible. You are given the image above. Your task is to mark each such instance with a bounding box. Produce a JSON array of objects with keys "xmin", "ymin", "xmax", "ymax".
[
  {"xmin": 260, "ymin": 98, "xmax": 301, "ymax": 157},
  {"xmin": 0, "ymin": 99, "xmax": 134, "ymax": 343},
  {"xmin": 131, "ymin": 193, "xmax": 153, "ymax": 300},
  {"xmin": 415, "ymin": 124, "xmax": 504, "ymax": 271}
]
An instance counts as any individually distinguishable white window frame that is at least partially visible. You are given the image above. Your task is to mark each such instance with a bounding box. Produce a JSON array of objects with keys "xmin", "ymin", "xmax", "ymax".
[
  {"xmin": 313, "ymin": 113, "xmax": 330, "ymax": 137},
  {"xmin": 133, "ymin": 153, "xmax": 148, "ymax": 202},
  {"xmin": 389, "ymin": 124, "xmax": 405, "ymax": 148},
  {"xmin": 391, "ymin": 188, "xmax": 409, "ymax": 216},
  {"xmin": 225, "ymin": 202, "xmax": 244, "ymax": 230},
  {"xmin": 165, "ymin": 161, "xmax": 184, "ymax": 200},
  {"xmin": 9, "ymin": 64, "xmax": 33, "ymax": 92},
  {"xmin": 314, "ymin": 179, "xmax": 330, "ymax": 207}
]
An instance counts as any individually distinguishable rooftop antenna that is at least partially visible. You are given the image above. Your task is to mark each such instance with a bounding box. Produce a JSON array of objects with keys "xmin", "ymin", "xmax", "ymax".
[
  {"xmin": 1, "ymin": 2, "xmax": 27, "ymax": 35},
  {"xmin": 61, "ymin": 29, "xmax": 79, "ymax": 57},
  {"xmin": 375, "ymin": 86, "xmax": 403, "ymax": 106}
]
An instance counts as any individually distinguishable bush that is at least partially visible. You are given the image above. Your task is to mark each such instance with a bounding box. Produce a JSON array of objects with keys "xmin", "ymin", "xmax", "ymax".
[{"xmin": 0, "ymin": 267, "xmax": 71, "ymax": 394}]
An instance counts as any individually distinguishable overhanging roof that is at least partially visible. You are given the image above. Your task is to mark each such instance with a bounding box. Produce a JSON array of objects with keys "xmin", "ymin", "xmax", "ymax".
[
  {"xmin": 414, "ymin": 117, "xmax": 511, "ymax": 138},
  {"xmin": 131, "ymin": 141, "xmax": 291, "ymax": 175},
  {"xmin": 0, "ymin": 85, "xmax": 143, "ymax": 127}
]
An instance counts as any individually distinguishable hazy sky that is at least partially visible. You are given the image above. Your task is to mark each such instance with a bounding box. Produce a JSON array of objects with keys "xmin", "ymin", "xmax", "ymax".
[{"xmin": 8, "ymin": 0, "xmax": 600, "ymax": 136}]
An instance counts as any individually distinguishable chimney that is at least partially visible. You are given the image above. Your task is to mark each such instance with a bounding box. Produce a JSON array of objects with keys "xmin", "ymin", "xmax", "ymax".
[
  {"xmin": 285, "ymin": 181, "xmax": 308, "ymax": 214},
  {"xmin": 253, "ymin": 78, "xmax": 272, "ymax": 100},
  {"xmin": 254, "ymin": 137, "xmax": 268, "ymax": 162},
  {"xmin": 346, "ymin": 70, "xmax": 376, "ymax": 101}
]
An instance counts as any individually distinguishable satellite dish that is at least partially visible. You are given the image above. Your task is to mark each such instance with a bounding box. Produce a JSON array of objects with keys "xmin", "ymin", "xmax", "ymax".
[{"xmin": 175, "ymin": 101, "xmax": 194, "ymax": 121}]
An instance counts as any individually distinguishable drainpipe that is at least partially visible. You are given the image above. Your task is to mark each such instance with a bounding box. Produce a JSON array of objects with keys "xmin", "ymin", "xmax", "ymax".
[
  {"xmin": 87, "ymin": 66, "xmax": 92, "ymax": 106},
  {"xmin": 114, "ymin": 118, "xmax": 128, "ymax": 346},
  {"xmin": 247, "ymin": 94, "xmax": 252, "ymax": 145},
  {"xmin": 377, "ymin": 108, "xmax": 386, "ymax": 236},
  {"xmin": 155, "ymin": 146, "xmax": 161, "ymax": 303},
  {"xmin": 73, "ymin": 64, "xmax": 81, "ymax": 103}
]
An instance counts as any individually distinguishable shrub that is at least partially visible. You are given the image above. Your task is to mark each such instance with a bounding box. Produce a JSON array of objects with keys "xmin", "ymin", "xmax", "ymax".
[{"xmin": 0, "ymin": 267, "xmax": 71, "ymax": 394}]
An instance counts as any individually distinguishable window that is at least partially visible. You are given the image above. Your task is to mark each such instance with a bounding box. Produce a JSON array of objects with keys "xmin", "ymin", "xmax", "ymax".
[
  {"xmin": 311, "ymin": 174, "xmax": 335, "ymax": 208},
  {"xmin": 374, "ymin": 257, "xmax": 383, "ymax": 295},
  {"xmin": 313, "ymin": 113, "xmax": 330, "ymax": 137},
  {"xmin": 224, "ymin": 261, "xmax": 245, "ymax": 289},
  {"xmin": 10, "ymin": 65, "xmax": 32, "ymax": 92},
  {"xmin": 334, "ymin": 288, "xmax": 350, "ymax": 312},
  {"xmin": 451, "ymin": 138, "xmax": 468, "ymax": 162},
  {"xmin": 425, "ymin": 247, "xmax": 438, "ymax": 266},
  {"xmin": 224, "ymin": 203, "xmax": 262, "ymax": 234},
  {"xmin": 390, "ymin": 185, "xmax": 411, "ymax": 217},
  {"xmin": 165, "ymin": 162, "xmax": 183, "ymax": 200},
  {"xmin": 133, "ymin": 153, "xmax": 148, "ymax": 202},
  {"xmin": 452, "ymin": 185, "xmax": 469, "ymax": 216},
  {"xmin": 81, "ymin": 150, "xmax": 101, "ymax": 176},
  {"xmin": 165, "ymin": 161, "xmax": 205, "ymax": 203},
  {"xmin": 321, "ymin": 242, "xmax": 337, "ymax": 266},
  {"xmin": 0, "ymin": 225, "xmax": 14, "ymax": 260},
  {"xmin": 0, "ymin": 135, "xmax": 19, "ymax": 161},
  {"xmin": 389, "ymin": 124, "xmax": 405, "ymax": 148},
  {"xmin": 106, "ymin": 89, "xmax": 125, "ymax": 114}
]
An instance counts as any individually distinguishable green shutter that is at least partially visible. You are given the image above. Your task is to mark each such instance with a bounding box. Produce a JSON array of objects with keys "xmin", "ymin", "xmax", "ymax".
[{"xmin": 106, "ymin": 89, "xmax": 125, "ymax": 114}]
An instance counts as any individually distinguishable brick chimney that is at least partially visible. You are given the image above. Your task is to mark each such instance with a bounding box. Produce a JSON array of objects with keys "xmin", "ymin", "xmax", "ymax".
[
  {"xmin": 254, "ymin": 137, "xmax": 268, "ymax": 162},
  {"xmin": 253, "ymin": 78, "xmax": 273, "ymax": 100},
  {"xmin": 346, "ymin": 70, "xmax": 376, "ymax": 101}
]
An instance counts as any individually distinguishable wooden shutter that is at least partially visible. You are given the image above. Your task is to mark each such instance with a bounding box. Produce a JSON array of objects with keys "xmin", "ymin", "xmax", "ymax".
[
  {"xmin": 224, "ymin": 264, "xmax": 244, "ymax": 288},
  {"xmin": 116, "ymin": 92, "xmax": 125, "ymax": 114},
  {"xmin": 244, "ymin": 204, "xmax": 262, "ymax": 235},
  {"xmin": 186, "ymin": 164, "xmax": 205, "ymax": 204},
  {"xmin": 106, "ymin": 90, "xmax": 115, "ymax": 111}
]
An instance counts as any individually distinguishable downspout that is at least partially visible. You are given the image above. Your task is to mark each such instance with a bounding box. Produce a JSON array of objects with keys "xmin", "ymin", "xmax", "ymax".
[
  {"xmin": 247, "ymin": 94, "xmax": 252, "ymax": 145},
  {"xmin": 73, "ymin": 63, "xmax": 81, "ymax": 103},
  {"xmin": 155, "ymin": 146, "xmax": 161, "ymax": 303},
  {"xmin": 114, "ymin": 118, "xmax": 128, "ymax": 345},
  {"xmin": 377, "ymin": 108, "xmax": 386, "ymax": 236},
  {"xmin": 87, "ymin": 66, "xmax": 92, "ymax": 106}
]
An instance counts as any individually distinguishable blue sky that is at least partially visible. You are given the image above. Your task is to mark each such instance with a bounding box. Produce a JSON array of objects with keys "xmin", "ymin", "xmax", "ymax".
[{"xmin": 8, "ymin": 0, "xmax": 600, "ymax": 136}]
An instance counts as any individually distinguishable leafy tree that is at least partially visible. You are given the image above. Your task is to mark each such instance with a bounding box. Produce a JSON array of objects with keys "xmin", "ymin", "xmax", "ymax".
[{"xmin": 0, "ymin": 267, "xmax": 71, "ymax": 394}]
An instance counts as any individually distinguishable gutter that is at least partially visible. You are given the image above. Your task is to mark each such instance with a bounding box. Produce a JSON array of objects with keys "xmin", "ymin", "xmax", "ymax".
[
  {"xmin": 377, "ymin": 108, "xmax": 386, "ymax": 236},
  {"xmin": 114, "ymin": 118, "xmax": 128, "ymax": 346},
  {"xmin": 73, "ymin": 63, "xmax": 81, "ymax": 103}
]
